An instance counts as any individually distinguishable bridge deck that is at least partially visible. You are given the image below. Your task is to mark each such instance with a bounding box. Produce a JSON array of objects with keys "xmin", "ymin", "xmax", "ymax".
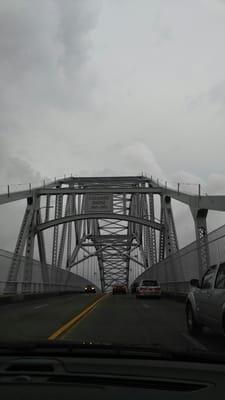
[{"xmin": 0, "ymin": 293, "xmax": 224, "ymax": 354}]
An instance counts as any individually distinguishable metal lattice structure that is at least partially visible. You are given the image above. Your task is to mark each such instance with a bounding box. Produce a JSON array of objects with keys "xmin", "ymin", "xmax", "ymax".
[{"xmin": 2, "ymin": 175, "xmax": 225, "ymax": 293}]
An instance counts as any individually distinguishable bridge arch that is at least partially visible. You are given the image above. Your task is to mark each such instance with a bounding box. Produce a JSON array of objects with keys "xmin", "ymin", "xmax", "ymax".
[{"xmin": 36, "ymin": 213, "xmax": 163, "ymax": 233}]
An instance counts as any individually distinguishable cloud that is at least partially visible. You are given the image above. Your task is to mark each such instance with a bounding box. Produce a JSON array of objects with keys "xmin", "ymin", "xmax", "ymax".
[
  {"xmin": 0, "ymin": 0, "xmax": 101, "ymax": 251},
  {"xmin": 120, "ymin": 142, "xmax": 165, "ymax": 178},
  {"xmin": 76, "ymin": 141, "xmax": 166, "ymax": 180},
  {"xmin": 0, "ymin": 1, "xmax": 225, "ymax": 256},
  {"xmin": 0, "ymin": 0, "xmax": 99, "ymax": 109},
  {"xmin": 0, "ymin": 0, "xmax": 100, "ymax": 177},
  {"xmin": 0, "ymin": 138, "xmax": 42, "ymax": 186},
  {"xmin": 185, "ymin": 81, "xmax": 225, "ymax": 114},
  {"xmin": 207, "ymin": 173, "xmax": 225, "ymax": 195}
]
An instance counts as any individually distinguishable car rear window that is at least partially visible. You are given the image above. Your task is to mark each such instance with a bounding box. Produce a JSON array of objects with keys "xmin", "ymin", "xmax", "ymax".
[{"xmin": 142, "ymin": 280, "xmax": 159, "ymax": 286}]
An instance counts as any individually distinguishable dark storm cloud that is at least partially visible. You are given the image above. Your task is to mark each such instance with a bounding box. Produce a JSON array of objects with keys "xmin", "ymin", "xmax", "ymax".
[
  {"xmin": 0, "ymin": 0, "xmax": 99, "ymax": 120},
  {"xmin": 0, "ymin": 0, "xmax": 100, "ymax": 250},
  {"xmin": 0, "ymin": 0, "xmax": 225, "ymax": 252},
  {"xmin": 0, "ymin": 0, "xmax": 100, "ymax": 177}
]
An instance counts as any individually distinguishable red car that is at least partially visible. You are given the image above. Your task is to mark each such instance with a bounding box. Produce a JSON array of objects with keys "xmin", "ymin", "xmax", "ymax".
[{"xmin": 112, "ymin": 284, "xmax": 127, "ymax": 295}]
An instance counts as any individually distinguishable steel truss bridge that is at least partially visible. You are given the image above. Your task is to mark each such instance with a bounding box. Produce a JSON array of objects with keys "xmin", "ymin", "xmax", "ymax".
[{"xmin": 1, "ymin": 175, "xmax": 225, "ymax": 293}]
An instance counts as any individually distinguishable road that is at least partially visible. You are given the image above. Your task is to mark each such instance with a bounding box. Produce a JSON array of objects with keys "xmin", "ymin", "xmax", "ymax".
[
  {"xmin": 0, "ymin": 293, "xmax": 99, "ymax": 341},
  {"xmin": 0, "ymin": 293, "xmax": 225, "ymax": 354}
]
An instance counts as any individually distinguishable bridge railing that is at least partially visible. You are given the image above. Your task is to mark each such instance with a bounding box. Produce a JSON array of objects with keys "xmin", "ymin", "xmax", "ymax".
[{"xmin": 0, "ymin": 175, "xmax": 77, "ymax": 196}]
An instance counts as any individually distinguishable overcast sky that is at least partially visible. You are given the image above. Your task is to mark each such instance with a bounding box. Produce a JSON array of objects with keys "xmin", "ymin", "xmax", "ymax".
[{"xmin": 1, "ymin": 0, "xmax": 225, "ymax": 251}]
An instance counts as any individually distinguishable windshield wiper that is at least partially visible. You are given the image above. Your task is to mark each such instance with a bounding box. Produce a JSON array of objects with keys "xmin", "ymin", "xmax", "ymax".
[
  {"xmin": 0, "ymin": 341, "xmax": 167, "ymax": 359},
  {"xmin": 0, "ymin": 341, "xmax": 224, "ymax": 364}
]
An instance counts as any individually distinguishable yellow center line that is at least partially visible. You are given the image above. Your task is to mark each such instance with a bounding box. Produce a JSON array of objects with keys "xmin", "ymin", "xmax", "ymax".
[{"xmin": 48, "ymin": 294, "xmax": 108, "ymax": 341}]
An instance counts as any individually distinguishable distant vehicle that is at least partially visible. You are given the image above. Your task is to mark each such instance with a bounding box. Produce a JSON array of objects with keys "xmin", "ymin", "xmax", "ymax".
[
  {"xmin": 130, "ymin": 281, "xmax": 139, "ymax": 294},
  {"xmin": 186, "ymin": 262, "xmax": 225, "ymax": 336},
  {"xmin": 136, "ymin": 280, "xmax": 161, "ymax": 298},
  {"xmin": 112, "ymin": 283, "xmax": 127, "ymax": 295},
  {"xmin": 85, "ymin": 285, "xmax": 96, "ymax": 293}
]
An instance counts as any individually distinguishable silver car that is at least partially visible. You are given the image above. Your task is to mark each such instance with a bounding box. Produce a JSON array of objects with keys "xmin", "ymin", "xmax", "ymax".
[
  {"xmin": 136, "ymin": 280, "xmax": 161, "ymax": 298},
  {"xmin": 186, "ymin": 262, "xmax": 225, "ymax": 336}
]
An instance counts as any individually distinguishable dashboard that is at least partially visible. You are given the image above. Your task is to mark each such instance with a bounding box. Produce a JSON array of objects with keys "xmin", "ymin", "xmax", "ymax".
[{"xmin": 0, "ymin": 353, "xmax": 224, "ymax": 399}]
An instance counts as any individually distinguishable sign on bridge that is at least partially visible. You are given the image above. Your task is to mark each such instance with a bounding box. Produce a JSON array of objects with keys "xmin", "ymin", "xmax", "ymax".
[{"xmin": 85, "ymin": 193, "xmax": 113, "ymax": 213}]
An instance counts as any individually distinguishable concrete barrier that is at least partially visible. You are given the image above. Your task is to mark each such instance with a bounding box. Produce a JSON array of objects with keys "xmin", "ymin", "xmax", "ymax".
[{"xmin": 0, "ymin": 289, "xmax": 89, "ymax": 306}]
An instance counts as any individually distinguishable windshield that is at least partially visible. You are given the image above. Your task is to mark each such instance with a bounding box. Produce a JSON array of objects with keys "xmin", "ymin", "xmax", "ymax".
[{"xmin": 1, "ymin": 0, "xmax": 225, "ymax": 365}]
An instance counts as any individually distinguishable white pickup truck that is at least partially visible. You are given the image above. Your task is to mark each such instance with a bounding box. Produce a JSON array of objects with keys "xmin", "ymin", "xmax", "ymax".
[{"xmin": 186, "ymin": 262, "xmax": 225, "ymax": 336}]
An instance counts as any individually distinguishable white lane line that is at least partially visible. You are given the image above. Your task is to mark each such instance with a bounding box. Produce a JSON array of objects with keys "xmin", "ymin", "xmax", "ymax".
[
  {"xmin": 33, "ymin": 303, "xmax": 48, "ymax": 310},
  {"xmin": 182, "ymin": 333, "xmax": 208, "ymax": 352}
]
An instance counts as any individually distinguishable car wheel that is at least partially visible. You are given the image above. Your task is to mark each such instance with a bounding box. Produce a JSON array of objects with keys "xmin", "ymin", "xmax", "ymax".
[{"xmin": 186, "ymin": 303, "xmax": 202, "ymax": 336}]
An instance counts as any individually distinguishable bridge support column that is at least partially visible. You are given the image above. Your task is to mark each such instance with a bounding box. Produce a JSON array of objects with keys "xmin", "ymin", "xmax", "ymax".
[
  {"xmin": 4, "ymin": 196, "xmax": 36, "ymax": 294},
  {"xmin": 159, "ymin": 197, "xmax": 165, "ymax": 262},
  {"xmin": 23, "ymin": 203, "xmax": 37, "ymax": 293},
  {"xmin": 36, "ymin": 210, "xmax": 49, "ymax": 291},
  {"xmin": 98, "ymin": 256, "xmax": 105, "ymax": 292},
  {"xmin": 158, "ymin": 195, "xmax": 182, "ymax": 282},
  {"xmin": 191, "ymin": 208, "xmax": 209, "ymax": 279},
  {"xmin": 160, "ymin": 196, "xmax": 179, "ymax": 257},
  {"xmin": 52, "ymin": 192, "xmax": 63, "ymax": 268},
  {"xmin": 148, "ymin": 193, "xmax": 157, "ymax": 266}
]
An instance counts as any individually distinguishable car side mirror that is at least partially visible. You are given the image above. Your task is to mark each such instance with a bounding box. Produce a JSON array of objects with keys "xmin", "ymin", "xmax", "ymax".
[{"xmin": 190, "ymin": 279, "xmax": 200, "ymax": 288}]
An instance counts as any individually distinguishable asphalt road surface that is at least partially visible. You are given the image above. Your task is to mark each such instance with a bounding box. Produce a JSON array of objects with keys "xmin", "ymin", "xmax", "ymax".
[
  {"xmin": 0, "ymin": 293, "xmax": 225, "ymax": 354},
  {"xmin": 0, "ymin": 293, "xmax": 100, "ymax": 341}
]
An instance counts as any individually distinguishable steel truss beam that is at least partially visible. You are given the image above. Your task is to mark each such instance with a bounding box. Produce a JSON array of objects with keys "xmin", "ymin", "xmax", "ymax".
[
  {"xmin": 36, "ymin": 213, "xmax": 162, "ymax": 233},
  {"xmin": 160, "ymin": 196, "xmax": 179, "ymax": 258},
  {"xmin": 4, "ymin": 174, "xmax": 216, "ymax": 293},
  {"xmin": 4, "ymin": 196, "xmax": 37, "ymax": 293},
  {"xmin": 191, "ymin": 208, "xmax": 210, "ymax": 277}
]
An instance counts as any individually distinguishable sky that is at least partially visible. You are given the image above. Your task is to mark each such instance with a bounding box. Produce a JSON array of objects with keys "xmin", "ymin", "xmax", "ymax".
[{"xmin": 1, "ymin": 0, "xmax": 225, "ymax": 252}]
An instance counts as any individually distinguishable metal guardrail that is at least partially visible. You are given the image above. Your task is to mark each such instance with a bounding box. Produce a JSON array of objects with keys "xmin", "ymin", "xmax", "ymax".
[{"xmin": 0, "ymin": 175, "xmax": 75, "ymax": 196}]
